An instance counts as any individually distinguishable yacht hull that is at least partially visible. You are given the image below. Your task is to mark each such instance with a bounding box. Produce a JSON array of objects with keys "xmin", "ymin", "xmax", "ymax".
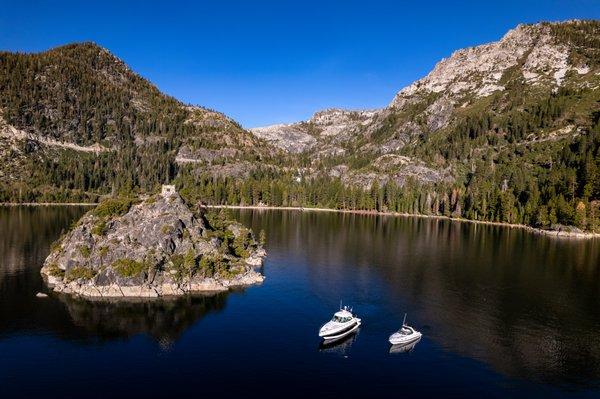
[
  {"xmin": 322, "ymin": 320, "xmax": 361, "ymax": 342},
  {"xmin": 388, "ymin": 332, "xmax": 422, "ymax": 345},
  {"xmin": 389, "ymin": 338, "xmax": 421, "ymax": 354}
]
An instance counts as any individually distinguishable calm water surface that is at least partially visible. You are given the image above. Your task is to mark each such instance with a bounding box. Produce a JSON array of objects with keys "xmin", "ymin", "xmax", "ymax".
[{"xmin": 1, "ymin": 206, "xmax": 600, "ymax": 398}]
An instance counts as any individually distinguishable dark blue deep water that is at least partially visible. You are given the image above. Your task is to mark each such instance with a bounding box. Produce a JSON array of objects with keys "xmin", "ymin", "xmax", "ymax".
[{"xmin": 1, "ymin": 206, "xmax": 600, "ymax": 398}]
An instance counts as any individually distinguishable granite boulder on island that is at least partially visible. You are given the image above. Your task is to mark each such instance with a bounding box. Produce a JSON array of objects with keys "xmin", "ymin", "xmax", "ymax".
[{"xmin": 41, "ymin": 186, "xmax": 266, "ymax": 298}]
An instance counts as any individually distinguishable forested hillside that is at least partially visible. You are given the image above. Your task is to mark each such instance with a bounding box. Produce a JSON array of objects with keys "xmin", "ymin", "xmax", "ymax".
[
  {"xmin": 0, "ymin": 42, "xmax": 268, "ymax": 202},
  {"xmin": 2, "ymin": 21, "xmax": 600, "ymax": 232}
]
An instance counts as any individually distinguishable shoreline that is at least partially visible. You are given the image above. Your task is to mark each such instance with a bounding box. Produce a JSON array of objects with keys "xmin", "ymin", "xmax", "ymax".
[
  {"xmin": 2, "ymin": 201, "xmax": 597, "ymax": 239},
  {"xmin": 207, "ymin": 204, "xmax": 600, "ymax": 240},
  {"xmin": 0, "ymin": 202, "xmax": 97, "ymax": 206},
  {"xmin": 42, "ymin": 269, "xmax": 265, "ymax": 300}
]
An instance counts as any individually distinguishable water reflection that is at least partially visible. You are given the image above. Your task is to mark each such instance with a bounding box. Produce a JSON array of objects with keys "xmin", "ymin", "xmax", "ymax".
[
  {"xmin": 235, "ymin": 209, "xmax": 600, "ymax": 387},
  {"xmin": 0, "ymin": 206, "xmax": 87, "ymax": 338},
  {"xmin": 318, "ymin": 330, "xmax": 359, "ymax": 356},
  {"xmin": 0, "ymin": 206, "xmax": 86, "ymax": 284},
  {"xmin": 54, "ymin": 292, "xmax": 229, "ymax": 346},
  {"xmin": 389, "ymin": 338, "xmax": 421, "ymax": 354},
  {"xmin": 3, "ymin": 206, "xmax": 600, "ymax": 392}
]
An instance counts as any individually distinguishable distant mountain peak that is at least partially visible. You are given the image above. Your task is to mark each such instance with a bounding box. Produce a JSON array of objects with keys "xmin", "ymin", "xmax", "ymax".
[{"xmin": 389, "ymin": 20, "xmax": 596, "ymax": 108}]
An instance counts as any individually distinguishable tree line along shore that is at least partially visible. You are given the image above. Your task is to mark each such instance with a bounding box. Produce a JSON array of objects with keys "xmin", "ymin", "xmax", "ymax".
[{"xmin": 3, "ymin": 199, "xmax": 597, "ymax": 239}]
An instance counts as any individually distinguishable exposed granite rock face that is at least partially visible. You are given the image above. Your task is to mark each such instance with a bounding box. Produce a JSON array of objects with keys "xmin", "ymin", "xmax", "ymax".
[
  {"xmin": 340, "ymin": 154, "xmax": 453, "ymax": 190},
  {"xmin": 389, "ymin": 23, "xmax": 574, "ymax": 107},
  {"xmin": 41, "ymin": 188, "xmax": 266, "ymax": 299},
  {"xmin": 252, "ymin": 22, "xmax": 584, "ymax": 150},
  {"xmin": 250, "ymin": 108, "xmax": 378, "ymax": 155},
  {"xmin": 425, "ymin": 96, "xmax": 454, "ymax": 131},
  {"xmin": 250, "ymin": 105, "xmax": 452, "ymax": 188},
  {"xmin": 175, "ymin": 145, "xmax": 239, "ymax": 164},
  {"xmin": 387, "ymin": 20, "xmax": 599, "ymax": 115},
  {"xmin": 250, "ymin": 123, "xmax": 317, "ymax": 153}
]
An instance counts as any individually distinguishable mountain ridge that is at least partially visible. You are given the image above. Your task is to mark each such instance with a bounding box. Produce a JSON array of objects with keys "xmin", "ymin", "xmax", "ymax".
[
  {"xmin": 254, "ymin": 20, "xmax": 599, "ymax": 154},
  {"xmin": 0, "ymin": 41, "xmax": 275, "ymax": 201},
  {"xmin": 2, "ymin": 20, "xmax": 600, "ymax": 232}
]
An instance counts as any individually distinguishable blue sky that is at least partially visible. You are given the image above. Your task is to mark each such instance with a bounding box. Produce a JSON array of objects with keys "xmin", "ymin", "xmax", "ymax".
[{"xmin": 1, "ymin": 1, "xmax": 599, "ymax": 127}]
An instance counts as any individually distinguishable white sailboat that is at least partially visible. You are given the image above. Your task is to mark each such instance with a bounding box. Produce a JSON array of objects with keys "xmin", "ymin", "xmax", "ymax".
[{"xmin": 388, "ymin": 313, "xmax": 422, "ymax": 345}]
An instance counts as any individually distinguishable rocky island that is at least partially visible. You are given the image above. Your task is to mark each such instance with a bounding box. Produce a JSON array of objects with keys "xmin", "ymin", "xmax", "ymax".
[{"xmin": 41, "ymin": 185, "xmax": 266, "ymax": 298}]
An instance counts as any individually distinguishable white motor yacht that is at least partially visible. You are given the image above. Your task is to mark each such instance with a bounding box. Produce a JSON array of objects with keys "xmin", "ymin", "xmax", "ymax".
[
  {"xmin": 388, "ymin": 314, "xmax": 422, "ymax": 345},
  {"xmin": 318, "ymin": 305, "xmax": 361, "ymax": 342}
]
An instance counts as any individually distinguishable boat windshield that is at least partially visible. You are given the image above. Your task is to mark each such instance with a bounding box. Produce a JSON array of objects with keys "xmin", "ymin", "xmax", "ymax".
[{"xmin": 332, "ymin": 316, "xmax": 352, "ymax": 323}]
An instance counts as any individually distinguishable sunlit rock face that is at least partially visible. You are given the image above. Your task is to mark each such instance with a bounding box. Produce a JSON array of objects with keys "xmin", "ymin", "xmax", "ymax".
[
  {"xmin": 250, "ymin": 123, "xmax": 317, "ymax": 153},
  {"xmin": 250, "ymin": 108, "xmax": 378, "ymax": 155},
  {"xmin": 390, "ymin": 22, "xmax": 577, "ymax": 108}
]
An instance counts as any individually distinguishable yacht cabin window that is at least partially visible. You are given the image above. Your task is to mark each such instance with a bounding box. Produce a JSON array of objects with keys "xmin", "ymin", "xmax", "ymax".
[{"xmin": 332, "ymin": 316, "xmax": 352, "ymax": 323}]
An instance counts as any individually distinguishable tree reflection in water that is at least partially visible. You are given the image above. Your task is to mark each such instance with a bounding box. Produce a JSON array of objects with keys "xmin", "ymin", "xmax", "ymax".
[{"xmin": 235, "ymin": 209, "xmax": 600, "ymax": 387}]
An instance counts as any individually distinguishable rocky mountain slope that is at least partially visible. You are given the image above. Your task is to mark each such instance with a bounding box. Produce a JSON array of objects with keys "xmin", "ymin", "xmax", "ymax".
[
  {"xmin": 251, "ymin": 21, "xmax": 599, "ymax": 187},
  {"xmin": 239, "ymin": 20, "xmax": 600, "ymax": 231},
  {"xmin": 251, "ymin": 109, "xmax": 378, "ymax": 155},
  {"xmin": 41, "ymin": 186, "xmax": 266, "ymax": 298}
]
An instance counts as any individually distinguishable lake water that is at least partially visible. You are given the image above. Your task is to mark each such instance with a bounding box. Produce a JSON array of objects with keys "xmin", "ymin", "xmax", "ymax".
[{"xmin": 1, "ymin": 206, "xmax": 600, "ymax": 398}]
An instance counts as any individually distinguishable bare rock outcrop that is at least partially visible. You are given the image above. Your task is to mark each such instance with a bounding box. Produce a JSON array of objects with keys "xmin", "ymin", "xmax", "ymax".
[
  {"xmin": 250, "ymin": 123, "xmax": 317, "ymax": 153},
  {"xmin": 41, "ymin": 186, "xmax": 266, "ymax": 299},
  {"xmin": 250, "ymin": 108, "xmax": 378, "ymax": 154},
  {"xmin": 390, "ymin": 22, "xmax": 583, "ymax": 108}
]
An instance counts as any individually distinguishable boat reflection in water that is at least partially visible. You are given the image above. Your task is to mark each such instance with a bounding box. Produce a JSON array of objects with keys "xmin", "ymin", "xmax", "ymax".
[
  {"xmin": 389, "ymin": 337, "xmax": 421, "ymax": 354},
  {"xmin": 318, "ymin": 330, "xmax": 360, "ymax": 356}
]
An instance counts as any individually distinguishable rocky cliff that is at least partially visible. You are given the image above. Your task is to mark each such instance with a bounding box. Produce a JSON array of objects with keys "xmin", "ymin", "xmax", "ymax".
[
  {"xmin": 41, "ymin": 187, "xmax": 266, "ymax": 298},
  {"xmin": 389, "ymin": 22, "xmax": 587, "ymax": 107}
]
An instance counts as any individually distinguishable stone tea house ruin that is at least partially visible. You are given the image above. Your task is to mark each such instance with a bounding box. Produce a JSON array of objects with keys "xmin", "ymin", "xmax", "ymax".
[{"xmin": 161, "ymin": 185, "xmax": 176, "ymax": 196}]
